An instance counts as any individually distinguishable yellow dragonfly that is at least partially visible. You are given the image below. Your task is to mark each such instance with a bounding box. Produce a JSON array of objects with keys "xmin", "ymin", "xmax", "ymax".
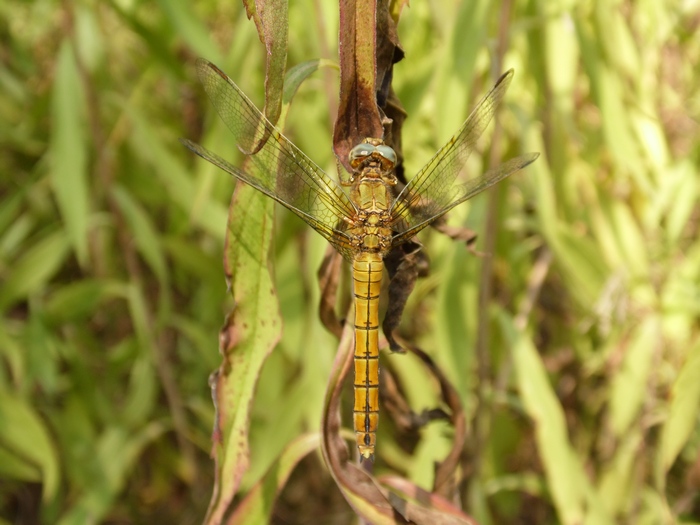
[{"xmin": 181, "ymin": 59, "xmax": 538, "ymax": 461}]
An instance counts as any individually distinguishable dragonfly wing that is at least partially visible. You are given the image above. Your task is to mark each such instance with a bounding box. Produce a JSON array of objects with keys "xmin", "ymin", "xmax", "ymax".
[
  {"xmin": 181, "ymin": 138, "xmax": 356, "ymax": 260},
  {"xmin": 391, "ymin": 153, "xmax": 538, "ymax": 246},
  {"xmin": 390, "ymin": 70, "xmax": 534, "ymax": 244},
  {"xmin": 188, "ymin": 59, "xmax": 358, "ymax": 259}
]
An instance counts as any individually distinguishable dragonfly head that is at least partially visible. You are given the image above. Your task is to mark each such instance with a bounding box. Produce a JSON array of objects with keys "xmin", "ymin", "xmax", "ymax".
[{"xmin": 349, "ymin": 139, "xmax": 397, "ymax": 173}]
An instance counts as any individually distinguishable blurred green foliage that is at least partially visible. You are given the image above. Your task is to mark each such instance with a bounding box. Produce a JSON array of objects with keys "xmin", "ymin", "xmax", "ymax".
[{"xmin": 1, "ymin": 0, "xmax": 699, "ymax": 524}]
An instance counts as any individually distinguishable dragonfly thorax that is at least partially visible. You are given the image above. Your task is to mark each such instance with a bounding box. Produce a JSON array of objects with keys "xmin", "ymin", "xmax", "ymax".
[
  {"xmin": 347, "ymin": 221, "xmax": 393, "ymax": 253},
  {"xmin": 346, "ymin": 182, "xmax": 394, "ymax": 254},
  {"xmin": 353, "ymin": 176, "xmax": 392, "ymax": 207}
]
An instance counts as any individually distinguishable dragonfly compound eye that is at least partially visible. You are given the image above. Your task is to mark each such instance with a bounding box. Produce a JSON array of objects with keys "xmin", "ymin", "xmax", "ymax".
[
  {"xmin": 375, "ymin": 145, "xmax": 397, "ymax": 167},
  {"xmin": 349, "ymin": 144, "xmax": 376, "ymax": 168}
]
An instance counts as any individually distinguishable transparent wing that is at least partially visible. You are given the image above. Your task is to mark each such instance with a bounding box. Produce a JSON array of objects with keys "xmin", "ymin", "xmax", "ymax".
[
  {"xmin": 184, "ymin": 58, "xmax": 357, "ymax": 259},
  {"xmin": 181, "ymin": 139, "xmax": 356, "ymax": 260},
  {"xmin": 390, "ymin": 153, "xmax": 538, "ymax": 246},
  {"xmin": 390, "ymin": 70, "xmax": 536, "ymax": 243}
]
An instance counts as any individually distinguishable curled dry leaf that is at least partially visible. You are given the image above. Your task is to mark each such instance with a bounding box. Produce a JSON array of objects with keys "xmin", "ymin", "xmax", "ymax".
[
  {"xmin": 382, "ymin": 240, "xmax": 430, "ymax": 352},
  {"xmin": 317, "ymin": 246, "xmax": 344, "ymax": 339},
  {"xmin": 404, "ymin": 344, "xmax": 466, "ymax": 496},
  {"xmin": 432, "ymin": 220, "xmax": 479, "ymax": 248},
  {"xmin": 321, "ymin": 317, "xmax": 474, "ymax": 523},
  {"xmin": 334, "ymin": 0, "xmax": 385, "ymax": 171},
  {"xmin": 379, "ymin": 476, "xmax": 480, "ymax": 525}
]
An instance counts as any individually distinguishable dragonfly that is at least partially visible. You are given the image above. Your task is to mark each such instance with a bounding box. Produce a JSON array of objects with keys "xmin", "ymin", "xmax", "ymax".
[{"xmin": 181, "ymin": 58, "xmax": 538, "ymax": 461}]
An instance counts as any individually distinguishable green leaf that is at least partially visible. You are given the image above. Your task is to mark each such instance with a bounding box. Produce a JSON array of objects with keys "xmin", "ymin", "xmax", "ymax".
[
  {"xmin": 44, "ymin": 279, "xmax": 121, "ymax": 323},
  {"xmin": 204, "ymin": 186, "xmax": 282, "ymax": 524},
  {"xmin": 0, "ymin": 325, "xmax": 25, "ymax": 383},
  {"xmin": 597, "ymin": 429, "xmax": 642, "ymax": 515},
  {"xmin": 56, "ymin": 423, "xmax": 165, "ymax": 525},
  {"xmin": 609, "ymin": 202, "xmax": 649, "ymax": 278},
  {"xmin": 125, "ymin": 282, "xmax": 152, "ymax": 351},
  {"xmin": 548, "ymin": 224, "xmax": 608, "ymax": 307},
  {"xmin": 162, "ymin": 236, "xmax": 224, "ymax": 291},
  {"xmin": 594, "ymin": 2, "xmax": 640, "ymax": 79},
  {"xmin": 243, "ymin": 0, "xmax": 288, "ymax": 127},
  {"xmin": 112, "ymin": 185, "xmax": 169, "ymax": 286},
  {"xmin": 545, "ymin": 7, "xmax": 579, "ymax": 113},
  {"xmin": 282, "ymin": 59, "xmax": 335, "ymax": 107},
  {"xmin": 0, "ymin": 192, "xmax": 24, "ymax": 248},
  {"xmin": 121, "ymin": 355, "xmax": 158, "ymax": 428},
  {"xmin": 0, "ymin": 212, "xmax": 35, "ymax": 260},
  {"xmin": 127, "ymin": 108, "xmax": 229, "ymax": 240},
  {"xmin": 0, "ymin": 230, "xmax": 70, "ymax": 312},
  {"xmin": 0, "ymin": 389, "xmax": 60, "ymax": 501},
  {"xmin": 227, "ymin": 433, "xmax": 320, "ymax": 524},
  {"xmin": 665, "ymin": 161, "xmax": 698, "ymax": 245},
  {"xmin": 505, "ymin": 314, "xmax": 615, "ymax": 525},
  {"xmin": 660, "ymin": 338, "xmax": 700, "ymax": 473},
  {"xmin": 509, "ymin": 326, "xmax": 585, "ymax": 524},
  {"xmin": 0, "ymin": 444, "xmax": 41, "ymax": 482},
  {"xmin": 608, "ymin": 318, "xmax": 658, "ymax": 438},
  {"xmin": 50, "ymin": 40, "xmax": 90, "ymax": 266},
  {"xmin": 157, "ymin": 0, "xmax": 219, "ymax": 60},
  {"xmin": 434, "ymin": 0, "xmax": 489, "ymax": 145}
]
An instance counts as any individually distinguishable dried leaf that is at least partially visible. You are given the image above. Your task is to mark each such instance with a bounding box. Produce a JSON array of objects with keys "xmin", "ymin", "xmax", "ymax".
[
  {"xmin": 334, "ymin": 0, "xmax": 404, "ymax": 172},
  {"xmin": 380, "ymin": 363, "xmax": 417, "ymax": 434},
  {"xmin": 383, "ymin": 86, "xmax": 407, "ymax": 182},
  {"xmin": 432, "ymin": 220, "xmax": 479, "ymax": 247},
  {"xmin": 405, "ymin": 345, "xmax": 466, "ymax": 496},
  {"xmin": 333, "ymin": 0, "xmax": 384, "ymax": 171},
  {"xmin": 318, "ymin": 246, "xmax": 344, "ymax": 339},
  {"xmin": 382, "ymin": 240, "xmax": 429, "ymax": 352},
  {"xmin": 378, "ymin": 476, "xmax": 479, "ymax": 524}
]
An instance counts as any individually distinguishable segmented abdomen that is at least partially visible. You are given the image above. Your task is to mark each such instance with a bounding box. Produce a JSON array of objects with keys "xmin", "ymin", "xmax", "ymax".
[{"xmin": 351, "ymin": 252, "xmax": 383, "ymax": 461}]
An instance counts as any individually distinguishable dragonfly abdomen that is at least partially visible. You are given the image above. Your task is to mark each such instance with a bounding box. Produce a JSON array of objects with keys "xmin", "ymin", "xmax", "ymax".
[{"xmin": 351, "ymin": 252, "xmax": 383, "ymax": 461}]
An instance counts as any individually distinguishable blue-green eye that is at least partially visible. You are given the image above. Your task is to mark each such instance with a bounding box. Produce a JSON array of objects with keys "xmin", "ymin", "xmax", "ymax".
[
  {"xmin": 375, "ymin": 145, "xmax": 397, "ymax": 165},
  {"xmin": 349, "ymin": 144, "xmax": 376, "ymax": 167}
]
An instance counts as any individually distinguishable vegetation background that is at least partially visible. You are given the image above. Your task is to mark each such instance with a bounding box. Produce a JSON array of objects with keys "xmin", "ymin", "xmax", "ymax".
[{"xmin": 1, "ymin": 0, "xmax": 699, "ymax": 524}]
